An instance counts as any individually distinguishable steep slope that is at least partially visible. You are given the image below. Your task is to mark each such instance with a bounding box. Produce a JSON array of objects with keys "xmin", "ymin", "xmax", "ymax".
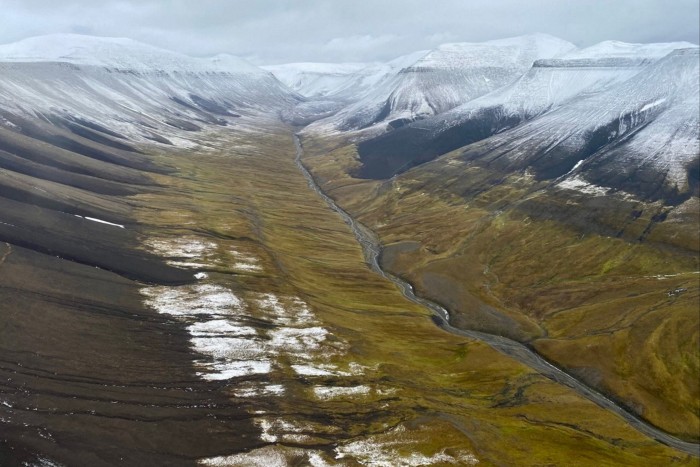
[
  {"xmin": 463, "ymin": 47, "xmax": 700, "ymax": 203},
  {"xmin": 0, "ymin": 34, "xmax": 299, "ymax": 145},
  {"xmin": 352, "ymin": 40, "xmax": 697, "ymax": 179},
  {"xmin": 305, "ymin": 33, "xmax": 575, "ymax": 137},
  {"xmin": 0, "ymin": 38, "xmax": 258, "ymax": 461}
]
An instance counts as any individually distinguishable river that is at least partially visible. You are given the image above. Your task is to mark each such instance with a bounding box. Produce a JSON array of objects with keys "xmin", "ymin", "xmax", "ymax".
[{"xmin": 294, "ymin": 134, "xmax": 700, "ymax": 457}]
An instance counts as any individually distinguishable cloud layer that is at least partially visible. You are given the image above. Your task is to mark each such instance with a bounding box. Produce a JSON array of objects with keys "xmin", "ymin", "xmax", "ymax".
[{"xmin": 1, "ymin": 0, "xmax": 698, "ymax": 64}]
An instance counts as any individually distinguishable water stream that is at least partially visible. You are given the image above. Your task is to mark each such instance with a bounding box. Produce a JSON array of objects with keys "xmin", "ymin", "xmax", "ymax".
[{"xmin": 294, "ymin": 134, "xmax": 699, "ymax": 456}]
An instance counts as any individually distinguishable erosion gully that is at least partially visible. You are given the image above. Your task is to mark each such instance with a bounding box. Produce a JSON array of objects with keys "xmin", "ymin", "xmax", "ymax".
[{"xmin": 294, "ymin": 134, "xmax": 700, "ymax": 457}]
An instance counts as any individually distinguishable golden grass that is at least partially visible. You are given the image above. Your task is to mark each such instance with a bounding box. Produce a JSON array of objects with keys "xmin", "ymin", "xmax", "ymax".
[
  {"xmin": 130, "ymin": 125, "xmax": 697, "ymax": 464},
  {"xmin": 300, "ymin": 133, "xmax": 700, "ymax": 444}
]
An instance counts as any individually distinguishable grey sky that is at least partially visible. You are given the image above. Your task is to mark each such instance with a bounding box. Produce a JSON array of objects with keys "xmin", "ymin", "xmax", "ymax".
[{"xmin": 1, "ymin": 0, "xmax": 698, "ymax": 65}]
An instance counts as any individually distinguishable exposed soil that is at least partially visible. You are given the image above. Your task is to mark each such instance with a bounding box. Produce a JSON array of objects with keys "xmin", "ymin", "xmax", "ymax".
[{"xmin": 0, "ymin": 119, "xmax": 259, "ymax": 465}]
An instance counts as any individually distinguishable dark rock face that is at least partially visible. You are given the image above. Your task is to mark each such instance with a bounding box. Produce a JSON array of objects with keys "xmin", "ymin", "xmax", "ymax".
[
  {"xmin": 0, "ymin": 114, "xmax": 258, "ymax": 465},
  {"xmin": 0, "ymin": 112, "xmax": 165, "ymax": 175},
  {"xmin": 355, "ymin": 106, "xmax": 523, "ymax": 179},
  {"xmin": 0, "ymin": 245, "xmax": 260, "ymax": 466},
  {"xmin": 190, "ymin": 93, "xmax": 240, "ymax": 117},
  {"xmin": 0, "ymin": 116, "xmax": 194, "ymax": 284},
  {"xmin": 355, "ymin": 100, "xmax": 697, "ymax": 206}
]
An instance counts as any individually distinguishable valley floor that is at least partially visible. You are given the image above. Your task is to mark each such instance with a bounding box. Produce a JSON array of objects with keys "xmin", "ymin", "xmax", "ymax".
[{"xmin": 1, "ymin": 121, "xmax": 698, "ymax": 465}]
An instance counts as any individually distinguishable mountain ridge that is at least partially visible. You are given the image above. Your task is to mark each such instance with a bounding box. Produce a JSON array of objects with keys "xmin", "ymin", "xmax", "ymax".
[
  {"xmin": 339, "ymin": 41, "xmax": 698, "ymax": 204},
  {"xmin": 0, "ymin": 33, "xmax": 265, "ymax": 74},
  {"xmin": 302, "ymin": 33, "xmax": 577, "ymax": 136}
]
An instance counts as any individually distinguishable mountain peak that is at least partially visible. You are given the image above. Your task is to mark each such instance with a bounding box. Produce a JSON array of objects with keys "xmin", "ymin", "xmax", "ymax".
[
  {"xmin": 411, "ymin": 34, "xmax": 576, "ymax": 70},
  {"xmin": 0, "ymin": 33, "xmax": 263, "ymax": 74},
  {"xmin": 564, "ymin": 39, "xmax": 699, "ymax": 60}
]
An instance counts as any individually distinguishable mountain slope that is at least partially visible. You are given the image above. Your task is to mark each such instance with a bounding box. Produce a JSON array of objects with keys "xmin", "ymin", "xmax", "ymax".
[
  {"xmin": 1, "ymin": 32, "xmax": 699, "ymax": 464},
  {"xmin": 461, "ymin": 47, "xmax": 700, "ymax": 202},
  {"xmin": 351, "ymin": 42, "xmax": 698, "ymax": 186},
  {"xmin": 304, "ymin": 34, "xmax": 575, "ymax": 137},
  {"xmin": 0, "ymin": 34, "xmax": 299, "ymax": 146},
  {"xmin": 272, "ymin": 51, "xmax": 431, "ymax": 126},
  {"xmin": 0, "ymin": 33, "xmax": 264, "ymax": 73}
]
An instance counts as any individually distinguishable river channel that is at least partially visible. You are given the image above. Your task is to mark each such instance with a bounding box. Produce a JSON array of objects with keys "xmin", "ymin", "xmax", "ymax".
[{"xmin": 294, "ymin": 134, "xmax": 700, "ymax": 457}]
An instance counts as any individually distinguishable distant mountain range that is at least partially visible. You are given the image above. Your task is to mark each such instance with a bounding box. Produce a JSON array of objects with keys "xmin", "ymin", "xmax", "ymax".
[{"xmin": 1, "ymin": 32, "xmax": 697, "ymax": 205}]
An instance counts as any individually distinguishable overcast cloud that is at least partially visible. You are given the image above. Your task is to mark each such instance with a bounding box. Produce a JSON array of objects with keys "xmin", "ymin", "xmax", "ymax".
[{"xmin": 0, "ymin": 0, "xmax": 698, "ymax": 64}]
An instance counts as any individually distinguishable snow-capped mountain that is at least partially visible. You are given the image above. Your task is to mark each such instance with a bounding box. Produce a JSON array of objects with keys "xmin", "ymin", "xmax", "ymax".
[
  {"xmin": 459, "ymin": 40, "xmax": 696, "ymax": 119},
  {"xmin": 0, "ymin": 34, "xmax": 299, "ymax": 144},
  {"xmin": 265, "ymin": 50, "xmax": 430, "ymax": 102},
  {"xmin": 304, "ymin": 34, "xmax": 576, "ymax": 137},
  {"xmin": 1, "ymin": 32, "xmax": 696, "ymax": 203},
  {"xmin": 561, "ymin": 40, "xmax": 697, "ymax": 61},
  {"xmin": 263, "ymin": 62, "xmax": 376, "ymax": 98},
  {"xmin": 350, "ymin": 40, "xmax": 699, "ymax": 195},
  {"xmin": 269, "ymin": 52, "xmax": 431, "ymax": 126},
  {"xmin": 498, "ymin": 47, "xmax": 700, "ymax": 201},
  {"xmin": 0, "ymin": 34, "xmax": 266, "ymax": 73}
]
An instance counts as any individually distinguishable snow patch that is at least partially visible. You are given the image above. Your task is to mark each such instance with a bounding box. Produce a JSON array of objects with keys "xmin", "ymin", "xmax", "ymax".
[
  {"xmin": 640, "ymin": 98, "xmax": 666, "ymax": 113},
  {"xmin": 566, "ymin": 159, "xmax": 585, "ymax": 175},
  {"xmin": 141, "ymin": 268, "xmax": 347, "ymax": 382},
  {"xmin": 187, "ymin": 319, "xmax": 257, "ymax": 337},
  {"xmin": 650, "ymin": 271, "xmax": 700, "ymax": 280},
  {"xmin": 269, "ymin": 326, "xmax": 329, "ymax": 353},
  {"xmin": 557, "ymin": 176, "xmax": 609, "ymax": 196},
  {"xmin": 74, "ymin": 214, "xmax": 125, "ymax": 228},
  {"xmin": 313, "ymin": 385, "xmax": 371, "ymax": 400},
  {"xmin": 197, "ymin": 360, "xmax": 272, "ymax": 381},
  {"xmin": 336, "ymin": 428, "xmax": 479, "ymax": 466},
  {"xmin": 144, "ymin": 237, "xmax": 217, "ymax": 268},
  {"xmin": 256, "ymin": 418, "xmax": 313, "ymax": 444},
  {"xmin": 255, "ymin": 293, "xmax": 316, "ymax": 326},
  {"xmin": 34, "ymin": 457, "xmax": 65, "ymax": 467},
  {"xmin": 141, "ymin": 282, "xmax": 259, "ymax": 381},
  {"xmin": 292, "ymin": 364, "xmax": 346, "ymax": 377},
  {"xmin": 233, "ymin": 383, "xmax": 285, "ymax": 398},
  {"xmin": 190, "ymin": 336, "xmax": 266, "ymax": 360},
  {"xmin": 141, "ymin": 283, "xmax": 244, "ymax": 316},
  {"xmin": 198, "ymin": 424, "xmax": 479, "ymax": 466},
  {"xmin": 199, "ymin": 446, "xmax": 290, "ymax": 467},
  {"xmin": 233, "ymin": 262, "xmax": 263, "ymax": 272}
]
